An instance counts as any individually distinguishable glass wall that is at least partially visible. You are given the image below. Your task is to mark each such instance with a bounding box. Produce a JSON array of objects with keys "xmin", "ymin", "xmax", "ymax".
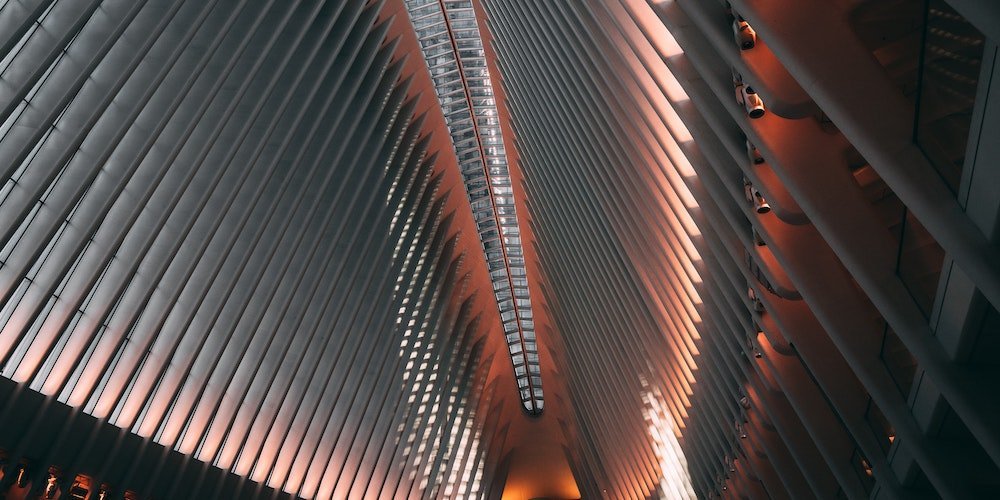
[{"xmin": 914, "ymin": 0, "xmax": 987, "ymax": 194}]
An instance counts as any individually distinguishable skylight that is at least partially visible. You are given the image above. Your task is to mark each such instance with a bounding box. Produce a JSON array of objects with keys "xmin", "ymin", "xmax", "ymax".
[{"xmin": 404, "ymin": 0, "xmax": 543, "ymax": 415}]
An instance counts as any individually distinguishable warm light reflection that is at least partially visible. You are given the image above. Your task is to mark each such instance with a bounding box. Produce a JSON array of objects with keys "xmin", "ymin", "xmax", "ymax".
[
  {"xmin": 641, "ymin": 376, "xmax": 696, "ymax": 499},
  {"xmin": 627, "ymin": 0, "xmax": 684, "ymax": 59}
]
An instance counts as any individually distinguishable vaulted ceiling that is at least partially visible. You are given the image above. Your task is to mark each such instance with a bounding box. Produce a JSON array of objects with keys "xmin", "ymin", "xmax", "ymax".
[{"xmin": 2, "ymin": 0, "xmax": 995, "ymax": 499}]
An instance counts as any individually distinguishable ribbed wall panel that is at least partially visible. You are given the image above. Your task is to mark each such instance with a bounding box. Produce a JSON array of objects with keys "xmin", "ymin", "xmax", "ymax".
[
  {"xmin": 0, "ymin": 1, "xmax": 502, "ymax": 498},
  {"xmin": 481, "ymin": 0, "xmax": 1000, "ymax": 498}
]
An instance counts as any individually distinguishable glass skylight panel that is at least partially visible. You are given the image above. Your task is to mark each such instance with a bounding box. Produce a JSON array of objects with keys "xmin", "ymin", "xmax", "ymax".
[{"xmin": 404, "ymin": 0, "xmax": 542, "ymax": 415}]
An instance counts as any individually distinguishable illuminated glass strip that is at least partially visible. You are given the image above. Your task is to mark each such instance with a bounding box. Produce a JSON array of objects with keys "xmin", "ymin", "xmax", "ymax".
[{"xmin": 404, "ymin": 0, "xmax": 542, "ymax": 414}]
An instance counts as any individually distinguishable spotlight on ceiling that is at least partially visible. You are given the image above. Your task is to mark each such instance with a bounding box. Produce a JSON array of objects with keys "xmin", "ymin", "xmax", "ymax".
[
  {"xmin": 736, "ymin": 84, "xmax": 766, "ymax": 119},
  {"xmin": 747, "ymin": 140, "xmax": 764, "ymax": 164},
  {"xmin": 733, "ymin": 17, "xmax": 757, "ymax": 50},
  {"xmin": 751, "ymin": 187, "xmax": 770, "ymax": 214}
]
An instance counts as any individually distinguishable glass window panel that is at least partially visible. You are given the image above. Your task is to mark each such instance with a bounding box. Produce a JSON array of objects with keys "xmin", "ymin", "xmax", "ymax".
[{"xmin": 404, "ymin": 0, "xmax": 543, "ymax": 414}]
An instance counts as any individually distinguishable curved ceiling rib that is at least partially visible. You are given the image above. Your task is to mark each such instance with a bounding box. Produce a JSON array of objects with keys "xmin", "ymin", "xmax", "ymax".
[{"xmin": 402, "ymin": 0, "xmax": 543, "ymax": 415}]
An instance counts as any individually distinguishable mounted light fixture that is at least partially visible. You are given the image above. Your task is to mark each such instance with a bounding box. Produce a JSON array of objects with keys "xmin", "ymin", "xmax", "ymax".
[
  {"xmin": 751, "ymin": 187, "xmax": 770, "ymax": 213},
  {"xmin": 746, "ymin": 334, "xmax": 763, "ymax": 358},
  {"xmin": 15, "ymin": 463, "xmax": 28, "ymax": 488},
  {"xmin": 733, "ymin": 17, "xmax": 756, "ymax": 50},
  {"xmin": 736, "ymin": 84, "xmax": 766, "ymax": 118},
  {"xmin": 45, "ymin": 467, "xmax": 59, "ymax": 499},
  {"xmin": 742, "ymin": 176, "xmax": 770, "ymax": 213},
  {"xmin": 746, "ymin": 140, "xmax": 764, "ymax": 164},
  {"xmin": 69, "ymin": 482, "xmax": 89, "ymax": 500},
  {"xmin": 748, "ymin": 287, "xmax": 765, "ymax": 312},
  {"xmin": 861, "ymin": 457, "xmax": 874, "ymax": 477}
]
